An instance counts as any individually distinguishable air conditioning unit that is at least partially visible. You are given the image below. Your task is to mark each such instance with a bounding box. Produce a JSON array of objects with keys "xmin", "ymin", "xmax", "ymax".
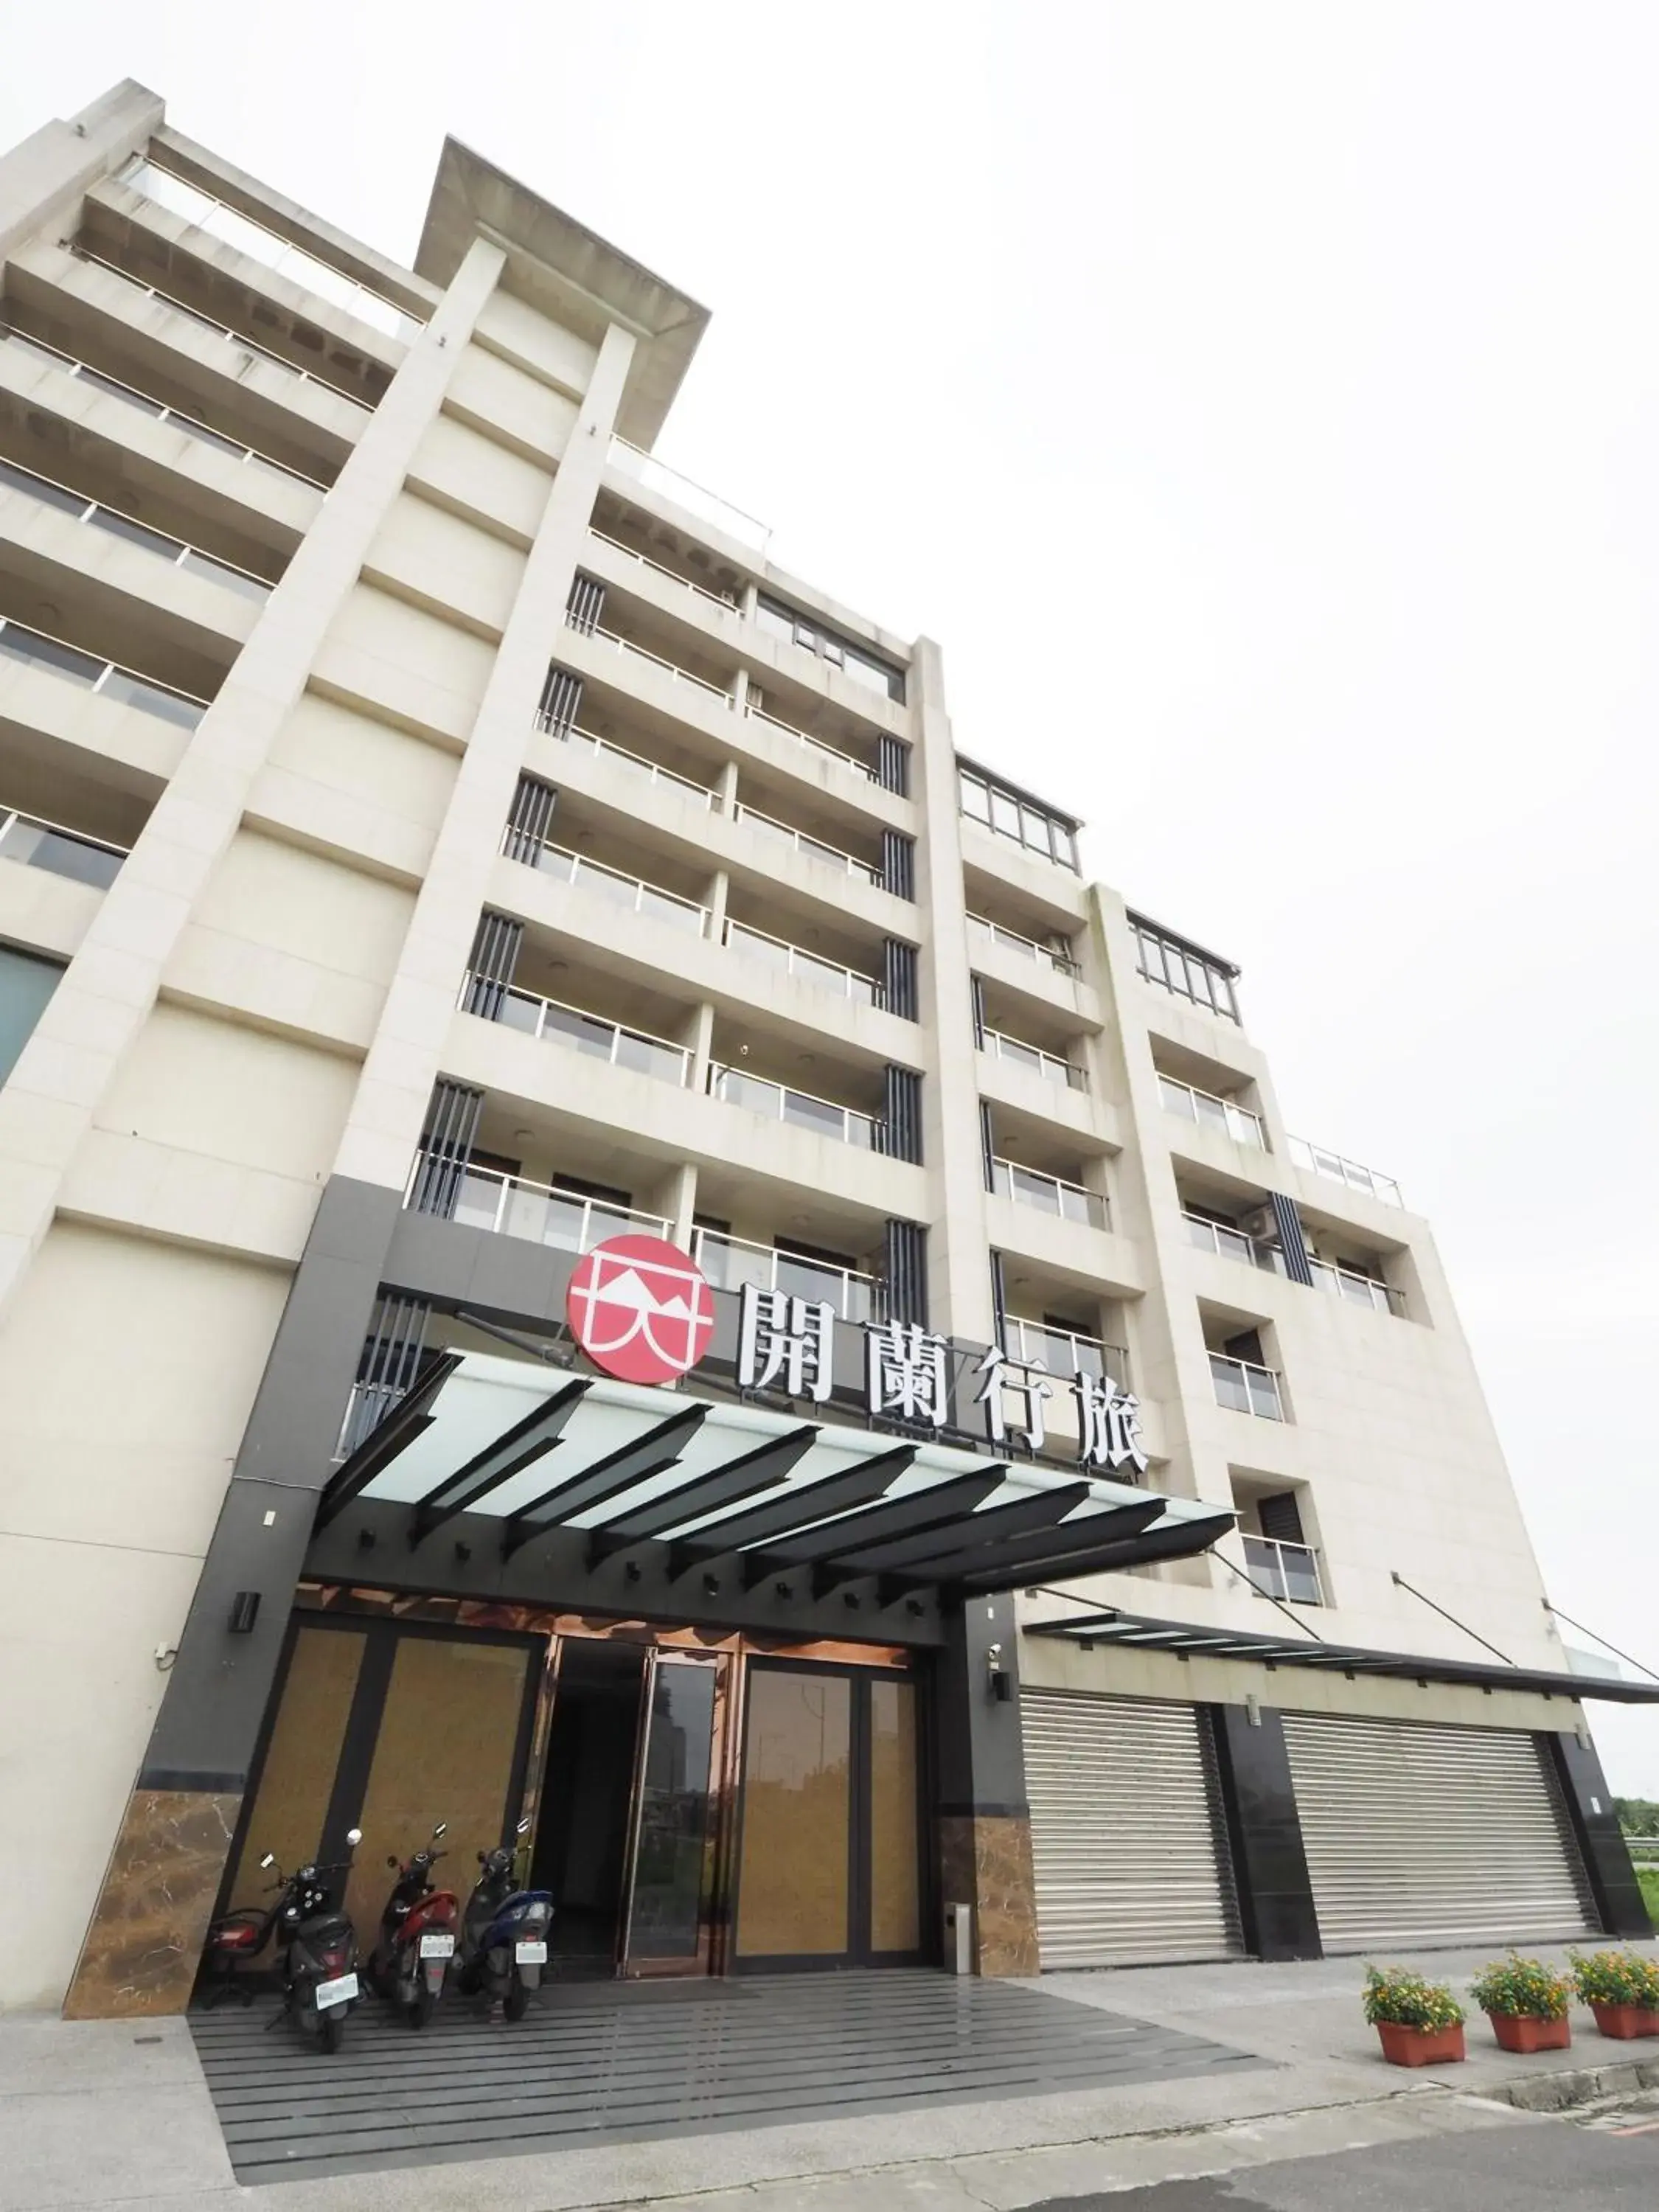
[{"xmin": 1239, "ymin": 1206, "xmax": 1279, "ymax": 1244}]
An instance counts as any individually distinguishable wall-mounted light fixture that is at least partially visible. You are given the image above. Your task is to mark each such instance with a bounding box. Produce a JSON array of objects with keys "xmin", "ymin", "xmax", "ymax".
[
  {"xmin": 986, "ymin": 1641, "xmax": 1012, "ymax": 1702},
  {"xmin": 228, "ymin": 1591, "xmax": 261, "ymax": 1635}
]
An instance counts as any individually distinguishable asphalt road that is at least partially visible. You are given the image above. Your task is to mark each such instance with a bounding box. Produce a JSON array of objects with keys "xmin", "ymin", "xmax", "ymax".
[{"xmin": 1023, "ymin": 2114, "xmax": 1658, "ymax": 2210}]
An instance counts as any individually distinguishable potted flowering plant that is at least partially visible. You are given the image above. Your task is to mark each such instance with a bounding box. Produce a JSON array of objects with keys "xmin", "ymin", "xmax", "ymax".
[
  {"xmin": 1363, "ymin": 1965, "xmax": 1466, "ymax": 2066},
  {"xmin": 1570, "ymin": 1949, "xmax": 1659, "ymax": 2039},
  {"xmin": 1469, "ymin": 1952, "xmax": 1573, "ymax": 2053}
]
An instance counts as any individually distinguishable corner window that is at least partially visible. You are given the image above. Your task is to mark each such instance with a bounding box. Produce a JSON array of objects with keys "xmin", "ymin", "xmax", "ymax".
[
  {"xmin": 956, "ymin": 767, "xmax": 1081, "ymax": 873},
  {"xmin": 757, "ymin": 594, "xmax": 905, "ymax": 703},
  {"xmin": 1132, "ymin": 919, "xmax": 1240, "ymax": 1023}
]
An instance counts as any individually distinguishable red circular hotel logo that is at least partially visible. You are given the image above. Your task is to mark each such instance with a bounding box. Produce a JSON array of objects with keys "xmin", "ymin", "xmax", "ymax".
[{"xmin": 566, "ymin": 1235, "xmax": 717, "ymax": 1385}]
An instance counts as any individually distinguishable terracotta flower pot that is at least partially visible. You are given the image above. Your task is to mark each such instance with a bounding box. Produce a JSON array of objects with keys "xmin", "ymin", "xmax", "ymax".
[
  {"xmin": 1376, "ymin": 2020, "xmax": 1467, "ymax": 2067},
  {"xmin": 1487, "ymin": 2011, "xmax": 1571, "ymax": 2054},
  {"xmin": 1590, "ymin": 2001, "xmax": 1659, "ymax": 2041}
]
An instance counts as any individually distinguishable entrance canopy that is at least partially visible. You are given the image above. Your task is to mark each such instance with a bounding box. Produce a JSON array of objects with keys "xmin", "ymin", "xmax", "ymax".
[{"xmin": 314, "ymin": 1352, "xmax": 1232, "ymax": 1604}]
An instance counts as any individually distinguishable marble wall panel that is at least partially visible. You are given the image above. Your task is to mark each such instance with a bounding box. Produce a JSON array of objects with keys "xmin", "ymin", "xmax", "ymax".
[{"xmin": 62, "ymin": 1787, "xmax": 240, "ymax": 2018}]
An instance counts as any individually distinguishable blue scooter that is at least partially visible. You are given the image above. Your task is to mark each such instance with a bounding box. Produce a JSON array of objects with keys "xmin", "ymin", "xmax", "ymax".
[{"xmin": 458, "ymin": 1817, "xmax": 553, "ymax": 2021}]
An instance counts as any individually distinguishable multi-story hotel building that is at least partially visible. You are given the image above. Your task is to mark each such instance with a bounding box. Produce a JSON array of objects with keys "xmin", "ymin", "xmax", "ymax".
[{"xmin": 0, "ymin": 80, "xmax": 1649, "ymax": 2020}]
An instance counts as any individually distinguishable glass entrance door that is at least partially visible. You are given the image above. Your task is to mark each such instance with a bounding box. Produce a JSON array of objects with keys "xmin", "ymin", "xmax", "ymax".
[{"xmin": 619, "ymin": 1651, "xmax": 727, "ymax": 1976}]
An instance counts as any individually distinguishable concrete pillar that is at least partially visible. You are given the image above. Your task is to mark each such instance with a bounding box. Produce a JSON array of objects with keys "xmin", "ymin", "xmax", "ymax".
[
  {"xmin": 0, "ymin": 79, "xmax": 162, "ymax": 265},
  {"xmin": 936, "ymin": 1593, "xmax": 1039, "ymax": 1974}
]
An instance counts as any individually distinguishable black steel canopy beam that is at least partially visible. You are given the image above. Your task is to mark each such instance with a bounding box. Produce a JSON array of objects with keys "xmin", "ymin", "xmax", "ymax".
[
  {"xmin": 667, "ymin": 1444, "xmax": 919, "ymax": 1584},
  {"xmin": 586, "ymin": 1424, "xmax": 819, "ymax": 1567},
  {"xmin": 313, "ymin": 1352, "xmax": 462, "ymax": 1529},
  {"xmin": 955, "ymin": 1511, "xmax": 1234, "ymax": 1593},
  {"xmin": 765, "ymin": 1467, "xmax": 1006, "ymax": 1568},
  {"xmin": 502, "ymin": 1402, "xmax": 709, "ymax": 1557},
  {"xmin": 411, "ymin": 1377, "xmax": 591, "ymax": 1544},
  {"xmin": 830, "ymin": 1483, "xmax": 1094, "ymax": 1576},
  {"xmin": 896, "ymin": 1495, "xmax": 1166, "ymax": 1583}
]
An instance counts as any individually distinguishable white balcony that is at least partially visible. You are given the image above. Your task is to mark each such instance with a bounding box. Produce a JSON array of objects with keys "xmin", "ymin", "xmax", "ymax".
[
  {"xmin": 692, "ymin": 1226, "xmax": 880, "ymax": 1322},
  {"xmin": 587, "ymin": 525, "xmax": 738, "ymax": 612},
  {"xmin": 723, "ymin": 917, "xmax": 879, "ymax": 1006},
  {"xmin": 0, "ymin": 454, "xmax": 272, "ymax": 602},
  {"xmin": 547, "ymin": 719, "xmax": 718, "ymax": 807},
  {"xmin": 0, "ymin": 805, "xmax": 125, "ymax": 889},
  {"xmin": 0, "ymin": 616, "xmax": 207, "ymax": 730},
  {"xmin": 733, "ymin": 804, "xmax": 882, "ymax": 887},
  {"xmin": 568, "ymin": 610, "xmax": 734, "ymax": 704},
  {"xmin": 981, "ymin": 1026, "xmax": 1086, "ymax": 1091},
  {"xmin": 709, "ymin": 1064, "xmax": 877, "ymax": 1149},
  {"xmin": 967, "ymin": 911, "xmax": 1079, "ymax": 978},
  {"xmin": 742, "ymin": 698, "xmax": 877, "ymax": 783},
  {"xmin": 503, "ymin": 832, "xmax": 710, "ymax": 936},
  {"xmin": 992, "ymin": 1157, "xmax": 1107, "ymax": 1230},
  {"xmin": 1289, "ymin": 1134, "xmax": 1403, "ymax": 1208},
  {"xmin": 1183, "ymin": 1211, "xmax": 1282, "ymax": 1273},
  {"xmin": 1003, "ymin": 1315, "xmax": 1127, "ymax": 1386},
  {"xmin": 477, "ymin": 984, "xmax": 693, "ymax": 1088},
  {"xmin": 1209, "ymin": 1353, "xmax": 1284, "ymax": 1420},
  {"xmin": 1243, "ymin": 1534, "xmax": 1324, "ymax": 1605},
  {"xmin": 607, "ymin": 436, "xmax": 771, "ymax": 552},
  {"xmin": 445, "ymin": 1165, "xmax": 670, "ymax": 1251},
  {"xmin": 1309, "ymin": 1257, "xmax": 1405, "ymax": 1318},
  {"xmin": 1158, "ymin": 1072, "xmax": 1265, "ymax": 1148}
]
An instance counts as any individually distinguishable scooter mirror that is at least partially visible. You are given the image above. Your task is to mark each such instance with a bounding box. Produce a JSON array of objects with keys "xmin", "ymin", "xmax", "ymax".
[
  {"xmin": 433, "ymin": 1823, "xmax": 447, "ymax": 1838},
  {"xmin": 259, "ymin": 1853, "xmax": 275, "ymax": 1870},
  {"xmin": 516, "ymin": 1816, "xmax": 532, "ymax": 1834},
  {"xmin": 346, "ymin": 1828, "xmax": 363, "ymax": 1847},
  {"xmin": 387, "ymin": 1854, "xmax": 399, "ymax": 1868}
]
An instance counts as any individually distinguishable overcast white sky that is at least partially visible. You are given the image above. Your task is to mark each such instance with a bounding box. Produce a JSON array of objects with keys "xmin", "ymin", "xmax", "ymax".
[{"xmin": 7, "ymin": 4, "xmax": 1658, "ymax": 1787}]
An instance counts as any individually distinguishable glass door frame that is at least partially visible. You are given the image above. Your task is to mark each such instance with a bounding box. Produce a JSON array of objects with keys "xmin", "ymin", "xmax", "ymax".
[{"xmin": 616, "ymin": 1646, "xmax": 734, "ymax": 1978}]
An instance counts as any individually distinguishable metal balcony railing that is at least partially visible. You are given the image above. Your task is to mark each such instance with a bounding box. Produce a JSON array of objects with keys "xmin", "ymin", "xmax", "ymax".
[
  {"xmin": 1309, "ymin": 1257, "xmax": 1405, "ymax": 1318},
  {"xmin": 119, "ymin": 157, "xmax": 425, "ymax": 341},
  {"xmin": 723, "ymin": 917, "xmax": 880, "ymax": 1005},
  {"xmin": 1289, "ymin": 1135, "xmax": 1403, "ymax": 1208},
  {"xmin": 0, "ymin": 454, "xmax": 273, "ymax": 602},
  {"xmin": 606, "ymin": 437, "xmax": 771, "ymax": 552},
  {"xmin": 552, "ymin": 722, "xmax": 717, "ymax": 807},
  {"xmin": 1183, "ymin": 1211, "xmax": 1284, "ymax": 1273},
  {"xmin": 478, "ymin": 984, "xmax": 692, "ymax": 1088},
  {"xmin": 967, "ymin": 911, "xmax": 1079, "ymax": 978},
  {"xmin": 1158, "ymin": 1072, "xmax": 1265, "ymax": 1148},
  {"xmin": 445, "ymin": 1165, "xmax": 670, "ymax": 1253},
  {"xmin": 692, "ymin": 1226, "xmax": 880, "ymax": 1322},
  {"xmin": 0, "ymin": 324, "xmax": 327, "ymax": 488},
  {"xmin": 0, "ymin": 805, "xmax": 125, "ymax": 888},
  {"xmin": 733, "ymin": 804, "xmax": 882, "ymax": 886},
  {"xmin": 991, "ymin": 1158, "xmax": 1107, "ymax": 1230},
  {"xmin": 709, "ymin": 1064, "xmax": 877, "ymax": 1149},
  {"xmin": 1243, "ymin": 1534, "xmax": 1324, "ymax": 1605},
  {"xmin": 1209, "ymin": 1353, "xmax": 1284, "ymax": 1420},
  {"xmin": 742, "ymin": 698, "xmax": 878, "ymax": 782},
  {"xmin": 0, "ymin": 614, "xmax": 208, "ymax": 729},
  {"xmin": 587, "ymin": 526, "xmax": 739, "ymax": 611},
  {"xmin": 504, "ymin": 832, "xmax": 710, "ymax": 935},
  {"xmin": 568, "ymin": 611, "xmax": 734, "ymax": 703},
  {"xmin": 1002, "ymin": 1315, "xmax": 1127, "ymax": 1386},
  {"xmin": 980, "ymin": 1025, "xmax": 1087, "ymax": 1091}
]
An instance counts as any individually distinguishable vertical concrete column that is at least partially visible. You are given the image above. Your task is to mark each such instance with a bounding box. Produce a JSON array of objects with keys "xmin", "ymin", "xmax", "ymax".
[
  {"xmin": 729, "ymin": 667, "xmax": 750, "ymax": 719},
  {"xmin": 715, "ymin": 758, "xmax": 740, "ymax": 813},
  {"xmin": 706, "ymin": 867, "xmax": 731, "ymax": 942},
  {"xmin": 936, "ymin": 1593, "xmax": 1039, "ymax": 1975},
  {"xmin": 909, "ymin": 639, "xmax": 995, "ymax": 1340},
  {"xmin": 0, "ymin": 79, "xmax": 162, "ymax": 263}
]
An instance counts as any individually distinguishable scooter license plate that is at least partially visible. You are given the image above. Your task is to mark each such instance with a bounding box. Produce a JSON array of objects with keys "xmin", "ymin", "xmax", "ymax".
[
  {"xmin": 514, "ymin": 1941, "xmax": 547, "ymax": 1965},
  {"xmin": 314, "ymin": 1972, "xmax": 358, "ymax": 2008},
  {"xmin": 417, "ymin": 1933, "xmax": 455, "ymax": 1958}
]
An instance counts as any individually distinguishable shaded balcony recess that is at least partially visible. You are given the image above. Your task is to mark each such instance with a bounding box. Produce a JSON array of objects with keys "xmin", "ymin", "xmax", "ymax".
[
  {"xmin": 691, "ymin": 1225, "xmax": 881, "ymax": 1324},
  {"xmin": 70, "ymin": 245, "xmax": 372, "ymax": 409},
  {"xmin": 1209, "ymin": 1352, "xmax": 1284, "ymax": 1421},
  {"xmin": 439, "ymin": 1162, "xmax": 670, "ymax": 1252},
  {"xmin": 709, "ymin": 1062, "xmax": 877, "ymax": 1150},
  {"xmin": 981, "ymin": 1026, "xmax": 1087, "ymax": 1091},
  {"xmin": 502, "ymin": 832, "xmax": 711, "ymax": 935},
  {"xmin": 0, "ymin": 803, "xmax": 125, "ymax": 888},
  {"xmin": 1243, "ymin": 1534, "xmax": 1324, "ymax": 1606},
  {"xmin": 743, "ymin": 696, "xmax": 877, "ymax": 782},
  {"xmin": 0, "ymin": 324, "xmax": 327, "ymax": 489},
  {"xmin": 1003, "ymin": 1314, "xmax": 1127, "ymax": 1386},
  {"xmin": 0, "ymin": 454, "xmax": 273, "ymax": 601},
  {"xmin": 608, "ymin": 434, "xmax": 771, "ymax": 554},
  {"xmin": 588, "ymin": 524, "xmax": 738, "ymax": 611},
  {"xmin": 0, "ymin": 614, "xmax": 207, "ymax": 728},
  {"xmin": 1289, "ymin": 1134, "xmax": 1403, "ymax": 1208},
  {"xmin": 1185, "ymin": 1208, "xmax": 1406, "ymax": 1318},
  {"xmin": 568, "ymin": 608, "xmax": 734, "ymax": 705},
  {"xmin": 472, "ymin": 983, "xmax": 693, "ymax": 1088},
  {"xmin": 1158, "ymin": 1072, "xmax": 1265, "ymax": 1148},
  {"xmin": 117, "ymin": 156, "xmax": 425, "ymax": 343},
  {"xmin": 732, "ymin": 802, "xmax": 881, "ymax": 886},
  {"xmin": 967, "ymin": 911, "xmax": 1079, "ymax": 978},
  {"xmin": 1184, "ymin": 1211, "xmax": 1281, "ymax": 1273},
  {"xmin": 991, "ymin": 1157, "xmax": 1107, "ymax": 1231},
  {"xmin": 723, "ymin": 916, "xmax": 880, "ymax": 1006}
]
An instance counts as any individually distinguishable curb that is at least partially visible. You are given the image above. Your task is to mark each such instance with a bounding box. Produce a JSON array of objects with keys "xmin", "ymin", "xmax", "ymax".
[{"xmin": 1473, "ymin": 2055, "xmax": 1659, "ymax": 2113}]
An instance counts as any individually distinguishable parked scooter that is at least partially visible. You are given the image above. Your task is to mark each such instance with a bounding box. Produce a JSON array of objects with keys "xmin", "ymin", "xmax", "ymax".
[
  {"xmin": 257, "ymin": 1828, "xmax": 365, "ymax": 2053},
  {"xmin": 368, "ymin": 1823, "xmax": 458, "ymax": 2028},
  {"xmin": 458, "ymin": 1817, "xmax": 553, "ymax": 2021}
]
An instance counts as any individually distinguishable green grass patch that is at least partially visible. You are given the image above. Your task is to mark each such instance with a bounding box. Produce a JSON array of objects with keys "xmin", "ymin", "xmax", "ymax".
[{"xmin": 1636, "ymin": 1865, "xmax": 1659, "ymax": 1927}]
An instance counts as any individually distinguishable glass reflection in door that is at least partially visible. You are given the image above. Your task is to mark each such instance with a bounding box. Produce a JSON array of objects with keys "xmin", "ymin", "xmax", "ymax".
[{"xmin": 620, "ymin": 1651, "xmax": 725, "ymax": 1976}]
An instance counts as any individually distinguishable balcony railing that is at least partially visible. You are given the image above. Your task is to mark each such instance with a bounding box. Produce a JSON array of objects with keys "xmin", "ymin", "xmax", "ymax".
[
  {"xmin": 1183, "ymin": 1211, "xmax": 1282, "ymax": 1273},
  {"xmin": 588, "ymin": 526, "xmax": 738, "ymax": 611},
  {"xmin": 0, "ymin": 614, "xmax": 207, "ymax": 728},
  {"xmin": 1209, "ymin": 1353, "xmax": 1284, "ymax": 1420},
  {"xmin": 0, "ymin": 324, "xmax": 327, "ymax": 488},
  {"xmin": 981, "ymin": 1026, "xmax": 1087, "ymax": 1091},
  {"xmin": 743, "ymin": 698, "xmax": 877, "ymax": 782},
  {"xmin": 1243, "ymin": 1534, "xmax": 1324, "ymax": 1605},
  {"xmin": 568, "ymin": 611, "xmax": 734, "ymax": 703},
  {"xmin": 734, "ymin": 804, "xmax": 882, "ymax": 886},
  {"xmin": 607, "ymin": 436, "xmax": 771, "ymax": 552},
  {"xmin": 1158, "ymin": 1073, "xmax": 1265, "ymax": 1149},
  {"xmin": 0, "ymin": 455, "xmax": 273, "ymax": 602},
  {"xmin": 446, "ymin": 1165, "xmax": 670, "ymax": 1253},
  {"xmin": 1003, "ymin": 1315, "xmax": 1127, "ymax": 1386},
  {"xmin": 723, "ymin": 917, "xmax": 880, "ymax": 1005},
  {"xmin": 991, "ymin": 1158, "xmax": 1107, "ymax": 1230},
  {"xmin": 967, "ymin": 911, "xmax": 1079, "ymax": 978},
  {"xmin": 1289, "ymin": 1135, "xmax": 1403, "ymax": 1208},
  {"xmin": 119, "ymin": 157, "xmax": 425, "ymax": 342},
  {"xmin": 692, "ymin": 1226, "xmax": 880, "ymax": 1322},
  {"xmin": 0, "ymin": 805, "xmax": 125, "ymax": 888},
  {"xmin": 477, "ymin": 984, "xmax": 692, "ymax": 1088},
  {"xmin": 1309, "ymin": 1257, "xmax": 1405, "ymax": 1318},
  {"xmin": 554, "ymin": 720, "xmax": 717, "ymax": 807},
  {"xmin": 504, "ymin": 832, "xmax": 710, "ymax": 934},
  {"xmin": 709, "ymin": 1064, "xmax": 877, "ymax": 1149}
]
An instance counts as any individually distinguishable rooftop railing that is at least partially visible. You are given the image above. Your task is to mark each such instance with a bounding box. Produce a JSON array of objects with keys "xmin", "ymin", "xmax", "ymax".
[
  {"xmin": 1289, "ymin": 1135, "xmax": 1403, "ymax": 1208},
  {"xmin": 0, "ymin": 324, "xmax": 327, "ymax": 488},
  {"xmin": 588, "ymin": 525, "xmax": 739, "ymax": 611},
  {"xmin": 504, "ymin": 832, "xmax": 710, "ymax": 935},
  {"xmin": 1003, "ymin": 1315, "xmax": 1127, "ymax": 1386},
  {"xmin": 0, "ymin": 454, "xmax": 273, "ymax": 602},
  {"xmin": 743, "ymin": 697, "xmax": 877, "ymax": 782},
  {"xmin": 0, "ymin": 804, "xmax": 126, "ymax": 888},
  {"xmin": 1309, "ymin": 1256, "xmax": 1405, "ymax": 1318},
  {"xmin": 479, "ymin": 984, "xmax": 693, "ymax": 1088},
  {"xmin": 119, "ymin": 157, "xmax": 425, "ymax": 343},
  {"xmin": 607, "ymin": 436, "xmax": 771, "ymax": 553},
  {"xmin": 733, "ymin": 803, "xmax": 882, "ymax": 886},
  {"xmin": 967, "ymin": 911, "xmax": 1080, "ymax": 978},
  {"xmin": 691, "ymin": 1226, "xmax": 880, "ymax": 1322},
  {"xmin": 981, "ymin": 1025, "xmax": 1087, "ymax": 1091},
  {"xmin": 723, "ymin": 917, "xmax": 880, "ymax": 1005},
  {"xmin": 1209, "ymin": 1352, "xmax": 1284, "ymax": 1421},
  {"xmin": 1242, "ymin": 1534, "xmax": 1324, "ymax": 1605},
  {"xmin": 991, "ymin": 1157, "xmax": 1107, "ymax": 1230},
  {"xmin": 447, "ymin": 1166, "xmax": 669, "ymax": 1253},
  {"xmin": 0, "ymin": 614, "xmax": 207, "ymax": 728},
  {"xmin": 1158, "ymin": 1072, "xmax": 1266, "ymax": 1149},
  {"xmin": 568, "ymin": 611, "xmax": 734, "ymax": 703},
  {"xmin": 709, "ymin": 1063, "xmax": 877, "ymax": 1149},
  {"xmin": 556, "ymin": 720, "xmax": 718, "ymax": 807}
]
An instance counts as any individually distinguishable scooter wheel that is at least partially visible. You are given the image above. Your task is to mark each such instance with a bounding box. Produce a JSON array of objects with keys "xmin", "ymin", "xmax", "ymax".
[
  {"xmin": 504, "ymin": 1974, "xmax": 529, "ymax": 2023},
  {"xmin": 319, "ymin": 2009, "xmax": 345, "ymax": 2055},
  {"xmin": 408, "ymin": 1980, "xmax": 435, "ymax": 2030}
]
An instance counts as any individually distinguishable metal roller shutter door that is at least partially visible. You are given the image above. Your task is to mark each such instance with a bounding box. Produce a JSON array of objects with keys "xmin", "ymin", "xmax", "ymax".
[
  {"xmin": 1024, "ymin": 1689, "xmax": 1243, "ymax": 1968},
  {"xmin": 1281, "ymin": 1713, "xmax": 1597, "ymax": 1951}
]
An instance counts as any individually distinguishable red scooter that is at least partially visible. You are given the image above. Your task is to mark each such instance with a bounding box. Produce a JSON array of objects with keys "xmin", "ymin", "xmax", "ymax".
[{"xmin": 368, "ymin": 1823, "xmax": 458, "ymax": 2028}]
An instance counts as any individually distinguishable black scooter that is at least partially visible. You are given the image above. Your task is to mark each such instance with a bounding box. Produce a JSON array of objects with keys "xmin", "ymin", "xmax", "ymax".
[{"xmin": 258, "ymin": 1827, "xmax": 364, "ymax": 2053}]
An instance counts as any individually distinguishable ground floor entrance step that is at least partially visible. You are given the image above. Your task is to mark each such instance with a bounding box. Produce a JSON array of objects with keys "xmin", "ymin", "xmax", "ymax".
[{"xmin": 188, "ymin": 1970, "xmax": 1262, "ymax": 2185}]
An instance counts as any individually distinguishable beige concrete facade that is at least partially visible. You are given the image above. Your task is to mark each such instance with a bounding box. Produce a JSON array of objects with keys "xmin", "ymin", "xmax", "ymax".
[{"xmin": 0, "ymin": 82, "xmax": 1599, "ymax": 2011}]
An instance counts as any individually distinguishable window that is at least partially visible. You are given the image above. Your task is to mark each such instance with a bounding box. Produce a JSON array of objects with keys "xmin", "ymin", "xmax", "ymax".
[
  {"xmin": 1131, "ymin": 917, "xmax": 1239, "ymax": 1022},
  {"xmin": 0, "ymin": 945, "xmax": 65, "ymax": 1087},
  {"xmin": 755, "ymin": 594, "xmax": 905, "ymax": 703},
  {"xmin": 956, "ymin": 767, "xmax": 1079, "ymax": 871}
]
